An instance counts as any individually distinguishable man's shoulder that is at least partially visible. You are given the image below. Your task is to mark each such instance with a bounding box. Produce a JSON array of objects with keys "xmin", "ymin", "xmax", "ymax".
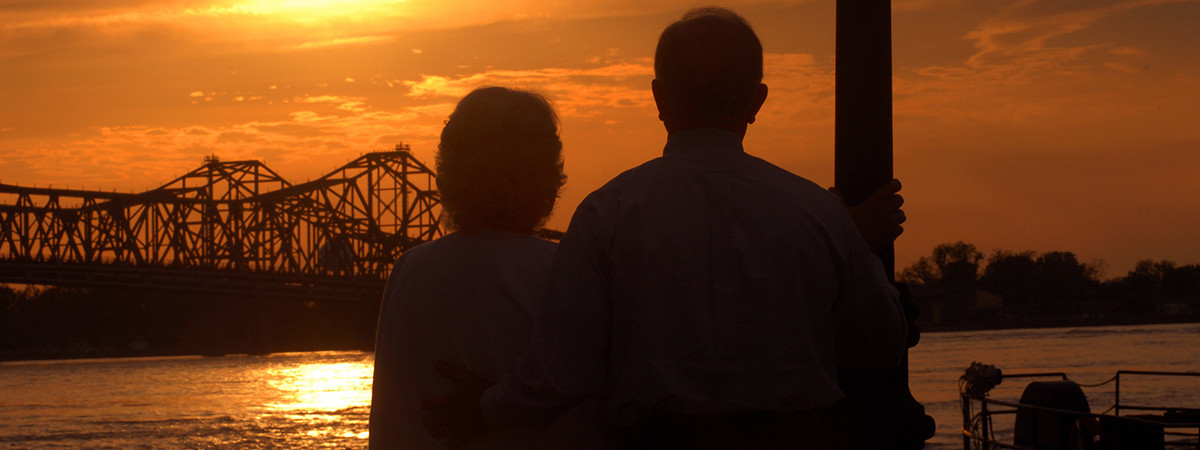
[
  {"xmin": 580, "ymin": 153, "xmax": 838, "ymax": 205},
  {"xmin": 580, "ymin": 157, "xmax": 669, "ymax": 198},
  {"xmin": 737, "ymin": 153, "xmax": 845, "ymax": 206},
  {"xmin": 734, "ymin": 151, "xmax": 809, "ymax": 182}
]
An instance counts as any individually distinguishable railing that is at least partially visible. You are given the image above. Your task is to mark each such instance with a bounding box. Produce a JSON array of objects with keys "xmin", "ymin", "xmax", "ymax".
[{"xmin": 961, "ymin": 366, "xmax": 1200, "ymax": 449}]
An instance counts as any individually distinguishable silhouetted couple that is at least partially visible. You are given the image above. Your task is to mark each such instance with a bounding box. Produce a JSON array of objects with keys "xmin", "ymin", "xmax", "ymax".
[{"xmin": 370, "ymin": 7, "xmax": 910, "ymax": 449}]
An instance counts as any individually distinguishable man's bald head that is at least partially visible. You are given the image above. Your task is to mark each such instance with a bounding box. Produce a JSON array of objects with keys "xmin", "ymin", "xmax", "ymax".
[{"xmin": 654, "ymin": 7, "xmax": 764, "ymax": 129}]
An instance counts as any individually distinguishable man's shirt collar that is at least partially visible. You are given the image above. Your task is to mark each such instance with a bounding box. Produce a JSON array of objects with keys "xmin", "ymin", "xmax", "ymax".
[{"xmin": 662, "ymin": 128, "xmax": 745, "ymax": 160}]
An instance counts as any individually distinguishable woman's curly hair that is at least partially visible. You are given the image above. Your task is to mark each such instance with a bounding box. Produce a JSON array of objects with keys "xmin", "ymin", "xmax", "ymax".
[{"xmin": 436, "ymin": 87, "xmax": 565, "ymax": 234}]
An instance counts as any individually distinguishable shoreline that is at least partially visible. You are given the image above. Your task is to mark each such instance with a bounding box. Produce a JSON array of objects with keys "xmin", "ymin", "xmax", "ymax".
[{"xmin": 4, "ymin": 318, "xmax": 1196, "ymax": 364}]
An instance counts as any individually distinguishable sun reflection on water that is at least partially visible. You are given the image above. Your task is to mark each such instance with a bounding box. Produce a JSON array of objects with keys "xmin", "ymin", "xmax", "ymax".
[
  {"xmin": 263, "ymin": 360, "xmax": 373, "ymax": 412},
  {"xmin": 253, "ymin": 354, "xmax": 374, "ymax": 442}
]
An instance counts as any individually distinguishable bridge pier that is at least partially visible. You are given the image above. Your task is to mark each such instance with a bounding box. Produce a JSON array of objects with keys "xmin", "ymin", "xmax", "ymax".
[
  {"xmin": 247, "ymin": 297, "xmax": 273, "ymax": 356},
  {"xmin": 196, "ymin": 294, "xmax": 274, "ymax": 357}
]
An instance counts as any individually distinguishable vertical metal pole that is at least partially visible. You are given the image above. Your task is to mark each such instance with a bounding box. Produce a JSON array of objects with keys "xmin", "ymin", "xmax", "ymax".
[
  {"xmin": 836, "ymin": 1, "xmax": 935, "ymax": 447},
  {"xmin": 1114, "ymin": 372, "xmax": 1121, "ymax": 417},
  {"xmin": 980, "ymin": 400, "xmax": 991, "ymax": 450},
  {"xmin": 962, "ymin": 393, "xmax": 972, "ymax": 449},
  {"xmin": 835, "ymin": 0, "xmax": 894, "ymax": 277}
]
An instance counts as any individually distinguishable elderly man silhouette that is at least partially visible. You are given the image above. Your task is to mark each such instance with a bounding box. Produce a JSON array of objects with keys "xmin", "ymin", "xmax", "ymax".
[{"xmin": 422, "ymin": 7, "xmax": 908, "ymax": 449}]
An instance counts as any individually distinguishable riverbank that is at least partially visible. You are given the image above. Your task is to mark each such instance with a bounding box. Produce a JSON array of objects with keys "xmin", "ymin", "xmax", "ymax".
[
  {"xmin": 1, "ymin": 287, "xmax": 378, "ymax": 363},
  {"xmin": 920, "ymin": 313, "xmax": 1200, "ymax": 333},
  {"xmin": 5, "ymin": 314, "xmax": 1196, "ymax": 363}
]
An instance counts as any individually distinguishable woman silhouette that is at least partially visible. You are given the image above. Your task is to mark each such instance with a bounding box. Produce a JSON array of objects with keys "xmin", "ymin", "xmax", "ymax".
[{"xmin": 369, "ymin": 87, "xmax": 596, "ymax": 449}]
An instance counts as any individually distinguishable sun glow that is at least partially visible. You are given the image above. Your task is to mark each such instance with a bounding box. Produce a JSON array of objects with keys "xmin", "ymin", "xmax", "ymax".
[{"xmin": 202, "ymin": 0, "xmax": 410, "ymax": 24}]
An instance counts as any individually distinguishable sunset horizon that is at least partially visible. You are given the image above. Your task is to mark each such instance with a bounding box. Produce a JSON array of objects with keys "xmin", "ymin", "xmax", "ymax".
[{"xmin": 3, "ymin": 0, "xmax": 1199, "ymax": 277}]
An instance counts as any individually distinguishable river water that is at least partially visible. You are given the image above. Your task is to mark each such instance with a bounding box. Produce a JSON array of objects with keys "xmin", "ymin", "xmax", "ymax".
[{"xmin": 2, "ymin": 323, "xmax": 1197, "ymax": 448}]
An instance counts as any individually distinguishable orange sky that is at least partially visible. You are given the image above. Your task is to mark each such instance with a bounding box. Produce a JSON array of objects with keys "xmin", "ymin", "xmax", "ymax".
[{"xmin": 2, "ymin": 0, "xmax": 1199, "ymax": 278}]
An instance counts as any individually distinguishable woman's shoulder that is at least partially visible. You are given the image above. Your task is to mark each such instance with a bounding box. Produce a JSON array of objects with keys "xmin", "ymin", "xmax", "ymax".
[{"xmin": 397, "ymin": 231, "xmax": 556, "ymax": 266}]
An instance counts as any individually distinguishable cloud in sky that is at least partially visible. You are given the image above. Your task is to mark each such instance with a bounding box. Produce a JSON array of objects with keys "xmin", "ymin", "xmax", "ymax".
[
  {"xmin": 403, "ymin": 62, "xmax": 655, "ymax": 120},
  {"xmin": 896, "ymin": 0, "xmax": 1197, "ymax": 134},
  {"xmin": 0, "ymin": 59, "xmax": 659, "ymax": 189},
  {"xmin": 887, "ymin": 0, "xmax": 1200, "ymax": 274},
  {"xmin": 962, "ymin": 0, "xmax": 1190, "ymax": 73}
]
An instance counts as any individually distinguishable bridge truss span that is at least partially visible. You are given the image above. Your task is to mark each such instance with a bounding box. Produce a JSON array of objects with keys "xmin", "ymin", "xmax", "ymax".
[{"xmin": 0, "ymin": 144, "xmax": 445, "ymax": 296}]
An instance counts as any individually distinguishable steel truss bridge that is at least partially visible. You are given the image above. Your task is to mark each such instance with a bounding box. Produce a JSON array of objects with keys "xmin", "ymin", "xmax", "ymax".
[{"xmin": 0, "ymin": 145, "xmax": 444, "ymax": 302}]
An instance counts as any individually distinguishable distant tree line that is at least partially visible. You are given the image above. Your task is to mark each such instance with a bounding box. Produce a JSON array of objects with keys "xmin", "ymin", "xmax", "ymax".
[
  {"xmin": 900, "ymin": 242, "xmax": 1200, "ymax": 323},
  {"xmin": 4, "ymin": 242, "xmax": 1196, "ymax": 359}
]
